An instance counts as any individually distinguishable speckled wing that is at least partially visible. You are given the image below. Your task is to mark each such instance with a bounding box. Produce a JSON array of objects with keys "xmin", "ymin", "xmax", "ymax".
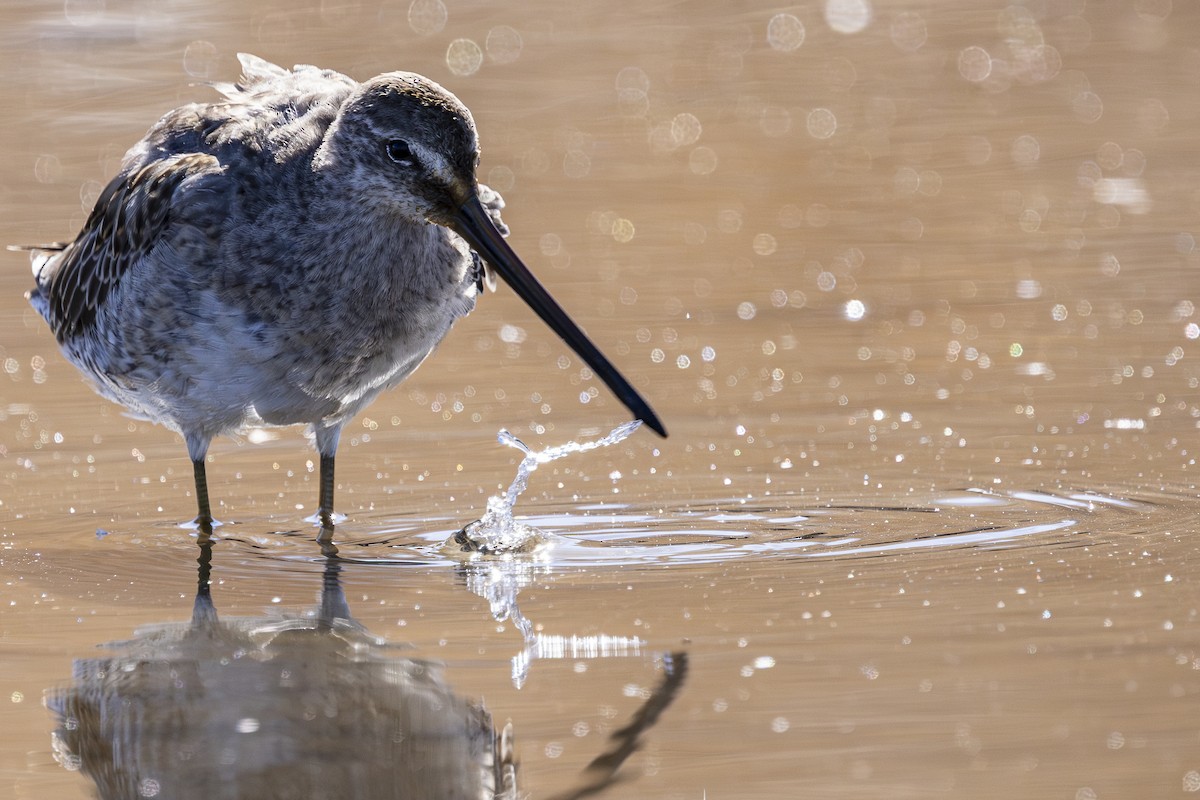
[{"xmin": 32, "ymin": 153, "xmax": 222, "ymax": 343}]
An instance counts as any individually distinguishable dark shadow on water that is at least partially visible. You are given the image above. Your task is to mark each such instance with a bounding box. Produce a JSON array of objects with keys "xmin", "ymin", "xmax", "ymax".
[
  {"xmin": 45, "ymin": 523, "xmax": 690, "ymax": 800},
  {"xmin": 46, "ymin": 526, "xmax": 517, "ymax": 800}
]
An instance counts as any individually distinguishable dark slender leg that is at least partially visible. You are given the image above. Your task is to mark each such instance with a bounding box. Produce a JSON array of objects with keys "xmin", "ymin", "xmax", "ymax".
[
  {"xmin": 192, "ymin": 457, "xmax": 213, "ymax": 527},
  {"xmin": 312, "ymin": 423, "xmax": 342, "ymax": 534},
  {"xmin": 318, "ymin": 453, "xmax": 336, "ymax": 527}
]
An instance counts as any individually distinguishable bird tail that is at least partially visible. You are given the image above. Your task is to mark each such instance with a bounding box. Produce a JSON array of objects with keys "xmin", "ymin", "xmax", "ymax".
[
  {"xmin": 8, "ymin": 242, "xmax": 69, "ymax": 252},
  {"xmin": 9, "ymin": 242, "xmax": 68, "ymax": 284},
  {"xmin": 10, "ymin": 244, "xmax": 69, "ymax": 320}
]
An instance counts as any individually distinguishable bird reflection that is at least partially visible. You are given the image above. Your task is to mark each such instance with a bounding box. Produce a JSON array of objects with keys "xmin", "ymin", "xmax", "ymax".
[
  {"xmin": 46, "ymin": 531, "xmax": 518, "ymax": 800},
  {"xmin": 48, "ymin": 526, "xmax": 689, "ymax": 799}
]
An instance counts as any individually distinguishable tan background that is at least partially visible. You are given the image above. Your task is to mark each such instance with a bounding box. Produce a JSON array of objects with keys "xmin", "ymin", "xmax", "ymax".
[{"xmin": 1, "ymin": 1, "xmax": 1198, "ymax": 797}]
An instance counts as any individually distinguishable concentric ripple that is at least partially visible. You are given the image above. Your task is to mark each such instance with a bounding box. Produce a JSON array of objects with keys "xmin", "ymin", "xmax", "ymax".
[{"xmin": 300, "ymin": 486, "xmax": 1157, "ymax": 568}]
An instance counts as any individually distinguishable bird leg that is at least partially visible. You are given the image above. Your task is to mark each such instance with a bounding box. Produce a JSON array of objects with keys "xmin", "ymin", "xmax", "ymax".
[
  {"xmin": 313, "ymin": 423, "xmax": 342, "ymax": 531},
  {"xmin": 318, "ymin": 453, "xmax": 336, "ymax": 528},
  {"xmin": 192, "ymin": 457, "xmax": 214, "ymax": 530}
]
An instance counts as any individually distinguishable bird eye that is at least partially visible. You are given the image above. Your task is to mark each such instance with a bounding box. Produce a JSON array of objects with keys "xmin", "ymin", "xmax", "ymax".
[{"xmin": 386, "ymin": 139, "xmax": 414, "ymax": 164}]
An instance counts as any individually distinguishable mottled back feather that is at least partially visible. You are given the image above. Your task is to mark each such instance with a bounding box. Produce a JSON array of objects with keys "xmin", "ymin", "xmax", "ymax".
[
  {"xmin": 34, "ymin": 153, "xmax": 222, "ymax": 343},
  {"xmin": 31, "ymin": 56, "xmax": 367, "ymax": 345}
]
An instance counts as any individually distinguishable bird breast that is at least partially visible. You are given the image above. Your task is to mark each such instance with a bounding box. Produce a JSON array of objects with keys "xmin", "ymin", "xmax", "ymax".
[{"xmin": 254, "ymin": 212, "xmax": 479, "ymax": 405}]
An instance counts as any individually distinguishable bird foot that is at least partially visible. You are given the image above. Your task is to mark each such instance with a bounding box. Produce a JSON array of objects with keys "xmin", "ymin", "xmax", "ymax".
[
  {"xmin": 180, "ymin": 516, "xmax": 223, "ymax": 533},
  {"xmin": 304, "ymin": 510, "xmax": 347, "ymax": 527}
]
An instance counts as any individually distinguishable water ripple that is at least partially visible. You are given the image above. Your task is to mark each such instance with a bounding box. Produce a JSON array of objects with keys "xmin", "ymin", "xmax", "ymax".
[{"xmin": 304, "ymin": 486, "xmax": 1154, "ymax": 568}]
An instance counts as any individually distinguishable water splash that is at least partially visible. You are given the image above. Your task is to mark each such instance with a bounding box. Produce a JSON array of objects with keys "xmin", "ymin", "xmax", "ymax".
[
  {"xmin": 458, "ymin": 558, "xmax": 648, "ymax": 687},
  {"xmin": 457, "ymin": 420, "xmax": 643, "ymax": 554}
]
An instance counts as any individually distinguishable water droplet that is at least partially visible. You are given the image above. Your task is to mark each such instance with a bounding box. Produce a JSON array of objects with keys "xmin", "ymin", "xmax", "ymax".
[
  {"xmin": 183, "ymin": 40, "xmax": 218, "ymax": 79},
  {"xmin": 1134, "ymin": 0, "xmax": 1171, "ymax": 21},
  {"xmin": 563, "ymin": 150, "xmax": 591, "ymax": 179},
  {"xmin": 894, "ymin": 166, "xmax": 919, "ymax": 196},
  {"xmin": 486, "ymin": 165, "xmax": 515, "ymax": 193},
  {"xmin": 1011, "ymin": 134, "xmax": 1041, "ymax": 166},
  {"xmin": 1018, "ymin": 208, "xmax": 1041, "ymax": 232},
  {"xmin": 753, "ymin": 233, "xmax": 777, "ymax": 256},
  {"xmin": 1099, "ymin": 252, "xmax": 1121, "ymax": 277},
  {"xmin": 689, "ymin": 146, "xmax": 718, "ymax": 175},
  {"xmin": 767, "ymin": 13, "xmax": 805, "ymax": 51},
  {"xmin": 63, "ymin": 0, "xmax": 104, "ymax": 26},
  {"xmin": 671, "ymin": 112, "xmax": 702, "ymax": 146},
  {"xmin": 1016, "ymin": 279, "xmax": 1042, "ymax": 299},
  {"xmin": 716, "ymin": 209, "xmax": 743, "ymax": 233},
  {"xmin": 890, "ymin": 11, "xmax": 926, "ymax": 51},
  {"xmin": 1094, "ymin": 178, "xmax": 1152, "ymax": 214},
  {"xmin": 486, "ymin": 25, "xmax": 522, "ymax": 64},
  {"xmin": 446, "ymin": 38, "xmax": 483, "ymax": 76},
  {"xmin": 34, "ymin": 154, "xmax": 62, "ymax": 184},
  {"xmin": 615, "ymin": 66, "xmax": 650, "ymax": 93},
  {"xmin": 407, "ymin": 0, "xmax": 447, "ymax": 35},
  {"xmin": 825, "ymin": 0, "xmax": 872, "ymax": 34},
  {"xmin": 683, "ymin": 221, "xmax": 707, "ymax": 245},
  {"xmin": 958, "ymin": 46, "xmax": 992, "ymax": 82},
  {"xmin": 235, "ymin": 717, "xmax": 261, "ymax": 733},
  {"xmin": 498, "ymin": 324, "xmax": 526, "ymax": 344},
  {"xmin": 611, "ymin": 218, "xmax": 635, "ymax": 243},
  {"xmin": 806, "ymin": 108, "xmax": 837, "ymax": 139}
]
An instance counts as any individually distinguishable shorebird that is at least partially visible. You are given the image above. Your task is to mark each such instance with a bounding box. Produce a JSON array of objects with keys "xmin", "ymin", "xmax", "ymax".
[{"xmin": 26, "ymin": 54, "xmax": 666, "ymax": 528}]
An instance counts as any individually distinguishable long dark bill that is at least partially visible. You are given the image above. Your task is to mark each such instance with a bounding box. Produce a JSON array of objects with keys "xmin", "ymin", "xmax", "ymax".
[{"xmin": 452, "ymin": 194, "xmax": 667, "ymax": 438}]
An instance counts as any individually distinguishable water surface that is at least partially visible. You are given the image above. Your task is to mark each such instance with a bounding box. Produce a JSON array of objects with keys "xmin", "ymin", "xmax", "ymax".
[{"xmin": 2, "ymin": 1, "xmax": 1198, "ymax": 798}]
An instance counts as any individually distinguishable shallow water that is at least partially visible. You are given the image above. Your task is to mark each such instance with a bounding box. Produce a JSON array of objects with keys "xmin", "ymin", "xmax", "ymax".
[{"xmin": 2, "ymin": 1, "xmax": 1199, "ymax": 798}]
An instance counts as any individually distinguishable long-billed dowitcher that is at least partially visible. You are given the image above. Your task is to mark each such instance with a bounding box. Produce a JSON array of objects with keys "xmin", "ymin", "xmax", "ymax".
[{"xmin": 26, "ymin": 54, "xmax": 665, "ymax": 528}]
